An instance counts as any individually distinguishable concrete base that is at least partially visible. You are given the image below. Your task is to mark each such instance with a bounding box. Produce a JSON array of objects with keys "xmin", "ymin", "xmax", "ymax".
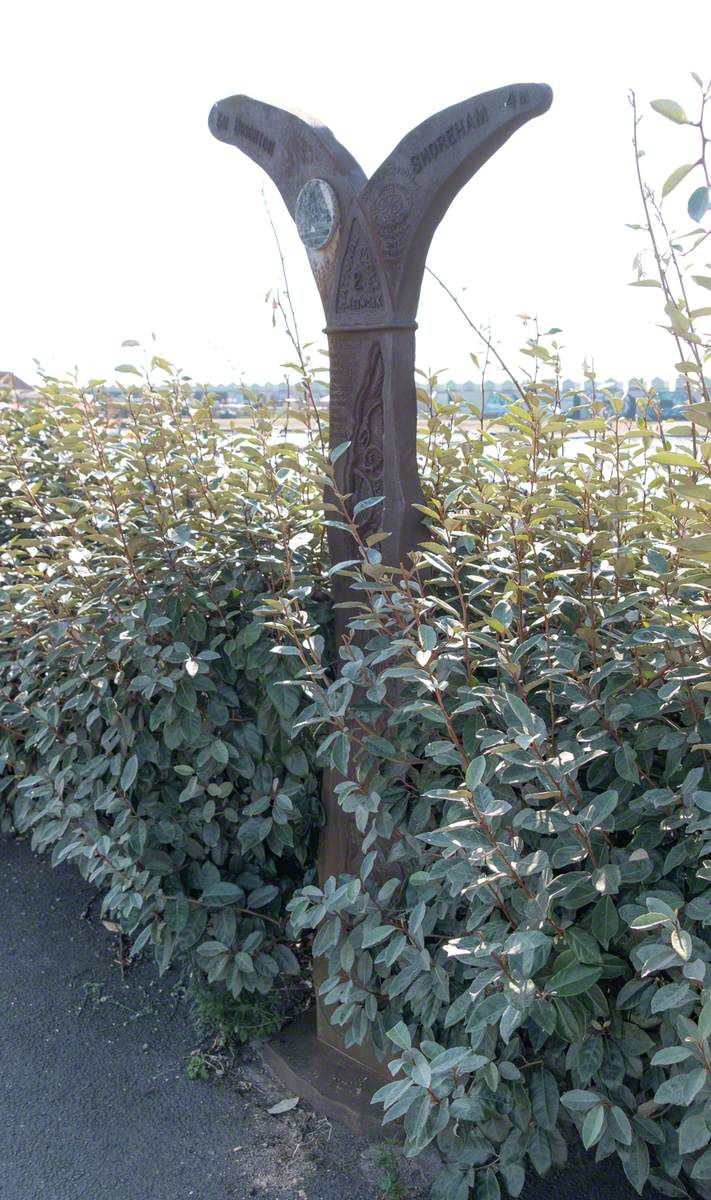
[{"xmin": 262, "ymin": 1009, "xmax": 394, "ymax": 1139}]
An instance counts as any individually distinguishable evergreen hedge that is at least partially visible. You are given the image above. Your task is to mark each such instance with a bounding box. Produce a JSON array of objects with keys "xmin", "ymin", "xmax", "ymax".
[{"xmin": 0, "ymin": 379, "xmax": 329, "ymax": 995}]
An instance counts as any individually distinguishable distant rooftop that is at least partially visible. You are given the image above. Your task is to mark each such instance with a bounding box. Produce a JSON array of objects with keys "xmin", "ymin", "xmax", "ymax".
[{"xmin": 0, "ymin": 372, "xmax": 35, "ymax": 393}]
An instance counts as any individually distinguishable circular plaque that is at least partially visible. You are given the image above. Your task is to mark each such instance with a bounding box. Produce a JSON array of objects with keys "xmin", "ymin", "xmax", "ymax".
[{"xmin": 295, "ymin": 178, "xmax": 339, "ymax": 250}]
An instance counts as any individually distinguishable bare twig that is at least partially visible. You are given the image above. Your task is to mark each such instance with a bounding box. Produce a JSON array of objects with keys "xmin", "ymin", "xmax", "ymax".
[{"xmin": 425, "ymin": 265, "xmax": 526, "ymax": 401}]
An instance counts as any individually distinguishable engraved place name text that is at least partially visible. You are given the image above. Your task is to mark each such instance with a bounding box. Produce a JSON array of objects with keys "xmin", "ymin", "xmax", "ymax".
[
  {"xmin": 410, "ymin": 105, "xmax": 488, "ymax": 175},
  {"xmin": 504, "ymin": 89, "xmax": 531, "ymax": 110},
  {"xmin": 233, "ymin": 115, "xmax": 275, "ymax": 157}
]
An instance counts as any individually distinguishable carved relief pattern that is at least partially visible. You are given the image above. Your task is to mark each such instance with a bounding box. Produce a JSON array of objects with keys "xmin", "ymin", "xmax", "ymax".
[
  {"xmin": 345, "ymin": 342, "xmax": 384, "ymax": 538},
  {"xmin": 336, "ymin": 220, "xmax": 384, "ymax": 313},
  {"xmin": 371, "ymin": 176, "xmax": 413, "ymax": 264},
  {"xmin": 282, "ymin": 129, "xmax": 317, "ymax": 177}
]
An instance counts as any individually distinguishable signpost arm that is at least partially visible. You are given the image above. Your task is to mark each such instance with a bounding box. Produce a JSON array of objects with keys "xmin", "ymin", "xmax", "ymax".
[{"xmin": 362, "ymin": 83, "xmax": 553, "ymax": 318}]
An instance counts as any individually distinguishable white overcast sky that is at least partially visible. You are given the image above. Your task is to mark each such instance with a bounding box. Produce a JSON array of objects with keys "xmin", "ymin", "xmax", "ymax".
[{"xmin": 3, "ymin": 0, "xmax": 710, "ymax": 387}]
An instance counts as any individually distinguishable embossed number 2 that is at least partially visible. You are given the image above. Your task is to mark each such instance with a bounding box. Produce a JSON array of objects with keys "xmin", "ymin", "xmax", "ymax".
[{"xmin": 353, "ymin": 270, "xmax": 363, "ymax": 291}]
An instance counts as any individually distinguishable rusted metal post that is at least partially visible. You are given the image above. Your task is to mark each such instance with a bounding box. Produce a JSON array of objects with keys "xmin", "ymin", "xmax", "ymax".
[{"xmin": 208, "ymin": 84, "xmax": 552, "ymax": 1108}]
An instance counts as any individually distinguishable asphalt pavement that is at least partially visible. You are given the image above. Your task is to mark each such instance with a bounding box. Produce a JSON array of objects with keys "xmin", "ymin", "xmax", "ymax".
[
  {"xmin": 0, "ymin": 835, "xmax": 668, "ymax": 1200},
  {"xmin": 0, "ymin": 836, "xmax": 385, "ymax": 1200}
]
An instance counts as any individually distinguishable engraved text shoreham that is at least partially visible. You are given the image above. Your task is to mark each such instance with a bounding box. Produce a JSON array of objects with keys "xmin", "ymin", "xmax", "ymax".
[{"xmin": 409, "ymin": 105, "xmax": 488, "ymax": 175}]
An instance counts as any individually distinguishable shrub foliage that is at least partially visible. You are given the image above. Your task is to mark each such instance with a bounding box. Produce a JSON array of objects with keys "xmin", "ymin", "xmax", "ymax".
[
  {"xmin": 281, "ymin": 386, "xmax": 711, "ymax": 1199},
  {"xmin": 0, "ymin": 376, "xmax": 328, "ymax": 997}
]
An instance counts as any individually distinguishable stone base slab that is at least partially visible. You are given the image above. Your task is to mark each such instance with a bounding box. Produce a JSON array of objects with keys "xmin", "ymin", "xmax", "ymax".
[{"xmin": 261, "ymin": 1009, "xmax": 394, "ymax": 1139}]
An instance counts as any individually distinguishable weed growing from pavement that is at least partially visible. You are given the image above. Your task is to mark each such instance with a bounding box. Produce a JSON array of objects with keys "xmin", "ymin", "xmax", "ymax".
[
  {"xmin": 186, "ymin": 1049, "xmax": 216, "ymax": 1082},
  {"xmin": 376, "ymin": 1140, "xmax": 410, "ymax": 1200},
  {"xmin": 186, "ymin": 971, "xmax": 284, "ymax": 1051},
  {"xmin": 78, "ymin": 980, "xmax": 160, "ymax": 1023}
]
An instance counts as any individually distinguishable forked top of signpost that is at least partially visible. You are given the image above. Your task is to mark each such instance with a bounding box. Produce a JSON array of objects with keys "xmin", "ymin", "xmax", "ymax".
[{"xmin": 209, "ymin": 83, "xmax": 552, "ymax": 325}]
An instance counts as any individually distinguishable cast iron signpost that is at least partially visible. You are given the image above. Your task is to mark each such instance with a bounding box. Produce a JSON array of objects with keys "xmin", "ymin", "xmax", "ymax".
[{"xmin": 209, "ymin": 84, "xmax": 552, "ymax": 1114}]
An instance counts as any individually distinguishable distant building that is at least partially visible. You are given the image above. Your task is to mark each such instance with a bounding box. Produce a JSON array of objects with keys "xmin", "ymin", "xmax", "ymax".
[
  {"xmin": 0, "ymin": 371, "xmax": 36, "ymax": 397},
  {"xmin": 54, "ymin": 372, "xmax": 708, "ymax": 424},
  {"xmin": 203, "ymin": 372, "xmax": 711, "ymax": 422},
  {"xmin": 622, "ymin": 379, "xmax": 646, "ymax": 419}
]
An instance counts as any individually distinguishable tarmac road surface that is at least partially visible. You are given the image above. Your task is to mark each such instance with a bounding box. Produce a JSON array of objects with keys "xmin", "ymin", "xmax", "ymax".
[{"xmin": 0, "ymin": 835, "xmax": 667, "ymax": 1200}]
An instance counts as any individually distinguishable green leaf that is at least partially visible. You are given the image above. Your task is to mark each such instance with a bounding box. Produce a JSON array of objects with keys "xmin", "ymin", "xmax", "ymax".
[
  {"xmin": 234, "ymin": 950, "xmax": 255, "ymax": 973},
  {"xmin": 284, "ymin": 747, "xmax": 309, "ymax": 778},
  {"xmin": 582, "ymin": 1103, "xmax": 606, "ymax": 1149},
  {"xmin": 120, "ymin": 754, "xmax": 138, "ymax": 791},
  {"xmin": 272, "ymin": 945, "xmax": 300, "ymax": 975},
  {"xmin": 196, "ymin": 939, "xmax": 230, "ymax": 960},
  {"xmin": 451, "ymin": 1096, "xmax": 486, "ymax": 1120},
  {"xmin": 630, "ymin": 912, "xmax": 671, "ymax": 930},
  {"xmin": 142, "ymin": 850, "xmax": 176, "ymax": 875},
  {"xmin": 165, "ymin": 895, "xmax": 190, "ymax": 934},
  {"xmin": 432, "ymin": 1169, "xmax": 469, "ymax": 1200},
  {"xmin": 662, "ymin": 162, "xmax": 695, "ymax": 198},
  {"xmin": 608, "ymin": 1106, "xmax": 633, "ymax": 1146},
  {"xmin": 646, "ymin": 549, "xmax": 669, "ymax": 575},
  {"xmin": 527, "ymin": 1129, "xmax": 551, "ymax": 1176},
  {"xmin": 689, "ymin": 186, "xmax": 710, "ymax": 223},
  {"xmin": 465, "ymin": 757, "xmax": 486, "ymax": 789},
  {"xmin": 591, "ymin": 896, "xmax": 619, "ymax": 949},
  {"xmin": 531, "ymin": 1068, "xmax": 559, "ymax": 1131},
  {"xmin": 577, "ymin": 1036, "xmax": 604, "ymax": 1083},
  {"xmin": 679, "ymin": 1111, "xmax": 710, "ymax": 1155},
  {"xmin": 547, "ymin": 962, "xmax": 602, "ymax": 997},
  {"xmin": 650, "ymin": 982, "xmax": 692, "ymax": 1013},
  {"xmin": 210, "ymin": 739, "xmax": 229, "ymax": 765},
  {"xmin": 671, "ymin": 927, "xmax": 692, "ymax": 962},
  {"xmin": 554, "ymin": 998, "xmax": 585, "ymax": 1042},
  {"xmin": 499, "ymin": 1164, "xmax": 524, "ymax": 1198},
  {"xmin": 163, "ymin": 721, "xmax": 183, "ymax": 750},
  {"xmin": 561, "ymin": 1089, "xmax": 601, "ymax": 1112},
  {"xmin": 592, "ymin": 864, "xmax": 622, "ymax": 895},
  {"xmin": 699, "ymin": 999, "xmax": 711, "ymax": 1039},
  {"xmin": 386, "ymin": 1021, "xmax": 412, "ymax": 1051},
  {"xmin": 693, "ymin": 1146, "xmax": 711, "ymax": 1180},
  {"xmin": 130, "ymin": 925, "xmax": 154, "ymax": 958},
  {"xmin": 361, "ymin": 924, "xmax": 393, "ymax": 948},
  {"xmin": 566, "ymin": 926, "xmax": 602, "ymax": 964},
  {"xmin": 654, "ymin": 1067, "xmax": 706, "ymax": 1107},
  {"xmin": 619, "ymin": 1136, "xmax": 650, "ymax": 1195},
  {"xmin": 352, "ymin": 495, "xmax": 383, "ymax": 518},
  {"xmin": 372, "ymin": 1078, "xmax": 414, "ymax": 1110},
  {"xmin": 614, "ymin": 744, "xmax": 639, "ymax": 783},
  {"xmin": 651, "ymin": 1046, "xmax": 692, "ymax": 1066},
  {"xmin": 248, "ymin": 884, "xmax": 279, "ymax": 909},
  {"xmin": 491, "ymin": 600, "xmax": 513, "ymax": 628},
  {"xmin": 650, "ymin": 450, "xmax": 701, "ymax": 469},
  {"xmin": 477, "ymin": 1168, "xmax": 501, "ymax": 1200},
  {"xmin": 330, "ymin": 732, "xmax": 350, "ymax": 776},
  {"xmin": 150, "ymin": 355, "xmax": 173, "ymax": 374},
  {"xmin": 202, "ymin": 881, "xmax": 243, "ymax": 906},
  {"xmin": 651, "ymin": 98, "xmax": 687, "ymax": 124}
]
